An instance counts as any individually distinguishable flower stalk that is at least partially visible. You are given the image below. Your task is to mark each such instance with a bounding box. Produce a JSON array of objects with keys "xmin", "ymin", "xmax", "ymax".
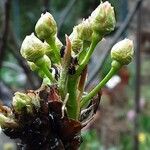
[{"xmin": 80, "ymin": 61, "xmax": 121, "ymax": 108}]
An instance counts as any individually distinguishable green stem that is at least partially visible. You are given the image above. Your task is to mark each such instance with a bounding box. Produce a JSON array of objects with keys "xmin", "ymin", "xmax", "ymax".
[
  {"xmin": 58, "ymin": 67, "xmax": 68, "ymax": 98},
  {"xmin": 42, "ymin": 65, "xmax": 56, "ymax": 83},
  {"xmin": 35, "ymin": 57, "xmax": 56, "ymax": 83},
  {"xmin": 67, "ymin": 75, "xmax": 79, "ymax": 120},
  {"xmin": 47, "ymin": 38, "xmax": 60, "ymax": 63},
  {"xmin": 80, "ymin": 66, "xmax": 120, "ymax": 108},
  {"xmin": 58, "ymin": 35, "xmax": 71, "ymax": 99},
  {"xmin": 76, "ymin": 37, "xmax": 100, "ymax": 76},
  {"xmin": 77, "ymin": 66, "xmax": 87, "ymax": 101}
]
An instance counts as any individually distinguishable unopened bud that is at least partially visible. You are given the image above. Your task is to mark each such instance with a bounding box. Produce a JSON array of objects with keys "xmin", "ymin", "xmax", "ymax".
[
  {"xmin": 35, "ymin": 12, "xmax": 57, "ymax": 40},
  {"xmin": 91, "ymin": 1, "xmax": 116, "ymax": 36},
  {"xmin": 69, "ymin": 29, "xmax": 83, "ymax": 53},
  {"xmin": 55, "ymin": 37, "xmax": 63, "ymax": 50},
  {"xmin": 43, "ymin": 55, "xmax": 51, "ymax": 69},
  {"xmin": 0, "ymin": 114, "xmax": 9, "ymax": 128},
  {"xmin": 20, "ymin": 33, "xmax": 46, "ymax": 62},
  {"xmin": 76, "ymin": 19, "xmax": 93, "ymax": 42},
  {"xmin": 27, "ymin": 92, "xmax": 40, "ymax": 110},
  {"xmin": 0, "ymin": 114, "xmax": 17, "ymax": 128},
  {"xmin": 45, "ymin": 37, "xmax": 63, "ymax": 63},
  {"xmin": 12, "ymin": 92, "xmax": 32, "ymax": 114},
  {"xmin": 111, "ymin": 39, "xmax": 134, "ymax": 65},
  {"xmin": 27, "ymin": 61, "xmax": 39, "ymax": 71}
]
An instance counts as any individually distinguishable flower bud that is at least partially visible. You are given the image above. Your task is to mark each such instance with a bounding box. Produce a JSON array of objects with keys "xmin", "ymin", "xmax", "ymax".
[
  {"xmin": 43, "ymin": 55, "xmax": 51, "ymax": 69},
  {"xmin": 69, "ymin": 29, "xmax": 83, "ymax": 53},
  {"xmin": 12, "ymin": 92, "xmax": 32, "ymax": 114},
  {"xmin": 27, "ymin": 61, "xmax": 39, "ymax": 71},
  {"xmin": 27, "ymin": 61, "xmax": 46, "ymax": 79},
  {"xmin": 27, "ymin": 92, "xmax": 40, "ymax": 109},
  {"xmin": 55, "ymin": 37, "xmax": 63, "ymax": 50},
  {"xmin": 20, "ymin": 33, "xmax": 46, "ymax": 62},
  {"xmin": 111, "ymin": 39, "xmax": 134, "ymax": 65},
  {"xmin": 91, "ymin": 1, "xmax": 116, "ymax": 36},
  {"xmin": 0, "ymin": 114, "xmax": 17, "ymax": 128},
  {"xmin": 0, "ymin": 114, "xmax": 9, "ymax": 128},
  {"xmin": 45, "ymin": 37, "xmax": 63, "ymax": 63},
  {"xmin": 35, "ymin": 12, "xmax": 57, "ymax": 40},
  {"xmin": 76, "ymin": 19, "xmax": 93, "ymax": 42}
]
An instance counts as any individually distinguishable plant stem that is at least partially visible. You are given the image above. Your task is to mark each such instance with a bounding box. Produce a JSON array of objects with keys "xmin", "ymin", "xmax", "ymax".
[
  {"xmin": 80, "ymin": 66, "xmax": 120, "ymax": 108},
  {"xmin": 77, "ymin": 66, "xmax": 87, "ymax": 101},
  {"xmin": 67, "ymin": 75, "xmax": 79, "ymax": 120},
  {"xmin": 47, "ymin": 38, "xmax": 60, "ymax": 63},
  {"xmin": 58, "ymin": 35, "xmax": 71, "ymax": 99},
  {"xmin": 41, "ymin": 65, "xmax": 56, "ymax": 83},
  {"xmin": 76, "ymin": 37, "xmax": 100, "ymax": 76}
]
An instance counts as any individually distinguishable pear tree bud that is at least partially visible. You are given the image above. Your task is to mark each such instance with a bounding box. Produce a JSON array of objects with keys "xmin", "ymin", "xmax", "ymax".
[
  {"xmin": 0, "ymin": 114, "xmax": 9, "ymax": 128},
  {"xmin": 12, "ymin": 92, "xmax": 32, "ymax": 114},
  {"xmin": 20, "ymin": 33, "xmax": 46, "ymax": 62},
  {"xmin": 76, "ymin": 19, "xmax": 93, "ymax": 42},
  {"xmin": 27, "ymin": 61, "xmax": 39, "ymax": 71},
  {"xmin": 55, "ymin": 37, "xmax": 63, "ymax": 50},
  {"xmin": 45, "ymin": 37, "xmax": 63, "ymax": 63},
  {"xmin": 91, "ymin": 1, "xmax": 116, "ymax": 36},
  {"xmin": 111, "ymin": 39, "xmax": 134, "ymax": 65},
  {"xmin": 35, "ymin": 12, "xmax": 57, "ymax": 40},
  {"xmin": 69, "ymin": 29, "xmax": 83, "ymax": 53},
  {"xmin": 27, "ymin": 92, "xmax": 40, "ymax": 110},
  {"xmin": 27, "ymin": 61, "xmax": 46, "ymax": 79},
  {"xmin": 35, "ymin": 54, "xmax": 51, "ymax": 70},
  {"xmin": 43, "ymin": 55, "xmax": 51, "ymax": 69},
  {"xmin": 0, "ymin": 114, "xmax": 17, "ymax": 128}
]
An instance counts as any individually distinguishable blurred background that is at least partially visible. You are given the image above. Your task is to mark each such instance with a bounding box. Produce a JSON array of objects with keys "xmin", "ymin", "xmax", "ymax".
[{"xmin": 0, "ymin": 0, "xmax": 150, "ymax": 149}]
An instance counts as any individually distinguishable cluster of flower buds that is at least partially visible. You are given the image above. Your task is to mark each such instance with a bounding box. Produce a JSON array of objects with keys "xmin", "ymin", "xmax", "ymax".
[
  {"xmin": 70, "ymin": 1, "xmax": 116, "ymax": 54},
  {"xmin": 0, "ymin": 1, "xmax": 134, "ymax": 149},
  {"xmin": 12, "ymin": 92, "xmax": 40, "ymax": 114}
]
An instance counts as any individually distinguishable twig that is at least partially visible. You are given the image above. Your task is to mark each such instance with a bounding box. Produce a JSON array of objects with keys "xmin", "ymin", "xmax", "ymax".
[{"xmin": 0, "ymin": 0, "xmax": 11, "ymax": 68}]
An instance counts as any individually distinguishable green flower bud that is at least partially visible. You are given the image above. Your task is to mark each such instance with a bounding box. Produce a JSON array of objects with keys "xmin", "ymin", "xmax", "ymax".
[
  {"xmin": 27, "ymin": 61, "xmax": 39, "ymax": 71},
  {"xmin": 13, "ymin": 92, "xmax": 41, "ymax": 113},
  {"xmin": 45, "ymin": 37, "xmax": 63, "ymax": 63},
  {"xmin": 12, "ymin": 92, "xmax": 32, "ymax": 114},
  {"xmin": 43, "ymin": 55, "xmax": 51, "ymax": 69},
  {"xmin": 27, "ymin": 92, "xmax": 40, "ymax": 110},
  {"xmin": 55, "ymin": 37, "xmax": 63, "ymax": 50},
  {"xmin": 111, "ymin": 39, "xmax": 134, "ymax": 65},
  {"xmin": 69, "ymin": 28, "xmax": 83, "ymax": 53},
  {"xmin": 76, "ymin": 19, "xmax": 93, "ymax": 42},
  {"xmin": 0, "ymin": 114, "xmax": 17, "ymax": 128},
  {"xmin": 20, "ymin": 33, "xmax": 46, "ymax": 62},
  {"xmin": 35, "ymin": 12, "xmax": 57, "ymax": 40},
  {"xmin": 0, "ymin": 114, "xmax": 9, "ymax": 128},
  {"xmin": 91, "ymin": 1, "xmax": 116, "ymax": 36},
  {"xmin": 27, "ymin": 61, "xmax": 46, "ymax": 79},
  {"xmin": 35, "ymin": 55, "xmax": 51, "ymax": 69}
]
